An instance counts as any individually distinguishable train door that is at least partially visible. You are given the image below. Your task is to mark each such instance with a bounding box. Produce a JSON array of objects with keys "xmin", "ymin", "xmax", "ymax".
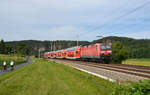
[{"xmin": 75, "ymin": 47, "xmax": 81, "ymax": 58}]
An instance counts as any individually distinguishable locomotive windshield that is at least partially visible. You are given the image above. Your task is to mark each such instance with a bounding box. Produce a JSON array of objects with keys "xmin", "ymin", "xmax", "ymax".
[{"xmin": 101, "ymin": 45, "xmax": 111, "ymax": 49}]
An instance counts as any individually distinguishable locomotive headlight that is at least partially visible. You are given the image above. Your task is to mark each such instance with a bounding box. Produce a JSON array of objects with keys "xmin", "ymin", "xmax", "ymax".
[{"xmin": 107, "ymin": 51, "xmax": 112, "ymax": 53}]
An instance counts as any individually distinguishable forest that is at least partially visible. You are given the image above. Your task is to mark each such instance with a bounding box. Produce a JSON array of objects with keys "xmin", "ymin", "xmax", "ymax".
[{"xmin": 0, "ymin": 36, "xmax": 150, "ymax": 59}]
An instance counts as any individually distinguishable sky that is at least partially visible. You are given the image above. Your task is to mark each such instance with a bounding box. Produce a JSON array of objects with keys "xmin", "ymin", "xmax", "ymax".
[{"xmin": 0, "ymin": 0, "xmax": 150, "ymax": 41}]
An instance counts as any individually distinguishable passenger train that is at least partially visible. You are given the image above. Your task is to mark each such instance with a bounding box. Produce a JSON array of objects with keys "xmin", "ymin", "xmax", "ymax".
[{"xmin": 44, "ymin": 43, "xmax": 112, "ymax": 64}]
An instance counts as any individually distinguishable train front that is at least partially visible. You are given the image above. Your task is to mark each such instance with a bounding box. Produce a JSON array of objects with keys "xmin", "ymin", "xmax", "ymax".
[{"xmin": 100, "ymin": 44, "xmax": 112, "ymax": 64}]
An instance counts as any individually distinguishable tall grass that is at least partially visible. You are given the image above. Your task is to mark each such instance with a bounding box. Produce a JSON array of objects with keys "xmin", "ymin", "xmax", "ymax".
[{"xmin": 123, "ymin": 59, "xmax": 150, "ymax": 66}]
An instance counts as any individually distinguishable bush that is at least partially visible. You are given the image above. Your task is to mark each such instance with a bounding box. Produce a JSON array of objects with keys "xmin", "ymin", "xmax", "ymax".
[
  {"xmin": 112, "ymin": 80, "xmax": 150, "ymax": 95},
  {"xmin": 112, "ymin": 42, "xmax": 129, "ymax": 64}
]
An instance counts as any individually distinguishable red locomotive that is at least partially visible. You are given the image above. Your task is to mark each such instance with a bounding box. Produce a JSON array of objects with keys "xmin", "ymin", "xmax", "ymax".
[
  {"xmin": 44, "ymin": 43, "xmax": 112, "ymax": 64},
  {"xmin": 80, "ymin": 43, "xmax": 112, "ymax": 63}
]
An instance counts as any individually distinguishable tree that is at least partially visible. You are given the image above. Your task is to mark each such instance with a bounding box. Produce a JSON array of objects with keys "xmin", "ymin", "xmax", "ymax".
[
  {"xmin": 0, "ymin": 40, "xmax": 5, "ymax": 54},
  {"xmin": 112, "ymin": 41, "xmax": 129, "ymax": 64},
  {"xmin": 16, "ymin": 43, "xmax": 30, "ymax": 55},
  {"xmin": 0, "ymin": 40, "xmax": 12, "ymax": 54},
  {"xmin": 4, "ymin": 45, "xmax": 12, "ymax": 54}
]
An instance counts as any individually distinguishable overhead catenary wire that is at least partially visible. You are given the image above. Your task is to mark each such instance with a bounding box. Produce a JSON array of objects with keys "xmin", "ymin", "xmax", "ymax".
[{"xmin": 80, "ymin": 1, "xmax": 150, "ymax": 37}]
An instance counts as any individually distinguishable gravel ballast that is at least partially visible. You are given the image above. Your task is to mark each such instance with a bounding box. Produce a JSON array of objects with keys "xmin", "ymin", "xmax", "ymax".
[{"xmin": 50, "ymin": 59, "xmax": 146, "ymax": 82}]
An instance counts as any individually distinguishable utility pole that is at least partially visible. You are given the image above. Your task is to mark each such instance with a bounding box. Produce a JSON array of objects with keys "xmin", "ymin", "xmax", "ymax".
[
  {"xmin": 51, "ymin": 42, "xmax": 53, "ymax": 51},
  {"xmin": 76, "ymin": 34, "xmax": 79, "ymax": 46},
  {"xmin": 38, "ymin": 48, "xmax": 41, "ymax": 58},
  {"xmin": 54, "ymin": 43, "xmax": 56, "ymax": 51}
]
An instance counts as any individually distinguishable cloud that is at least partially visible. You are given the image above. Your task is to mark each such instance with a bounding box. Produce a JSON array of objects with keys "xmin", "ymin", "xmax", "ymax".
[{"xmin": 0, "ymin": 0, "xmax": 150, "ymax": 41}]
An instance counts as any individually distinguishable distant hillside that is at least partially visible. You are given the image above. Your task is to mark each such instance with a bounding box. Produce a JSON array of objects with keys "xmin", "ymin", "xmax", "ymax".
[
  {"xmin": 6, "ymin": 40, "xmax": 90, "ymax": 55},
  {"xmin": 5, "ymin": 36, "xmax": 150, "ymax": 58},
  {"xmin": 93, "ymin": 36, "xmax": 150, "ymax": 58}
]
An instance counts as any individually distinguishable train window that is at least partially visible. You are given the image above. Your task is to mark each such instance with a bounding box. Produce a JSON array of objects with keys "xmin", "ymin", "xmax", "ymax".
[
  {"xmin": 101, "ymin": 45, "xmax": 111, "ymax": 49},
  {"xmin": 101, "ymin": 46, "xmax": 106, "ymax": 49},
  {"xmin": 106, "ymin": 46, "xmax": 111, "ymax": 49}
]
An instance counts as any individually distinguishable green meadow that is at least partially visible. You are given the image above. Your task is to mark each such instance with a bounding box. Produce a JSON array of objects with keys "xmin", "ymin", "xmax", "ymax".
[
  {"xmin": 123, "ymin": 59, "xmax": 150, "ymax": 66},
  {"xmin": 0, "ymin": 58, "xmax": 116, "ymax": 95}
]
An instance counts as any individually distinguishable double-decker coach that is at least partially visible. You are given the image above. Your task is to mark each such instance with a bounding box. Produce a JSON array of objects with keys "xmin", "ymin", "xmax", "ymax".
[
  {"xmin": 61, "ymin": 49, "xmax": 66, "ymax": 58},
  {"xmin": 57, "ymin": 50, "xmax": 63, "ymax": 58},
  {"xmin": 49, "ymin": 51, "xmax": 57, "ymax": 58},
  {"xmin": 44, "ymin": 52, "xmax": 51, "ymax": 58},
  {"xmin": 66, "ymin": 46, "xmax": 81, "ymax": 60}
]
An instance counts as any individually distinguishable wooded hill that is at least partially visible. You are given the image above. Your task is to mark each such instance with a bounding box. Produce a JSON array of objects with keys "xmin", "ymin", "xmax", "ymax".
[
  {"xmin": 6, "ymin": 40, "xmax": 89, "ymax": 56},
  {"xmin": 5, "ymin": 36, "xmax": 150, "ymax": 58}
]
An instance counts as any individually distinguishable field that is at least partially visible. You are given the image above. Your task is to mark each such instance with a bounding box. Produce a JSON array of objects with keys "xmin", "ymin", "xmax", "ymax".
[
  {"xmin": 0, "ymin": 59, "xmax": 117, "ymax": 95},
  {"xmin": 0, "ymin": 54, "xmax": 26, "ymax": 69},
  {"xmin": 123, "ymin": 59, "xmax": 150, "ymax": 66}
]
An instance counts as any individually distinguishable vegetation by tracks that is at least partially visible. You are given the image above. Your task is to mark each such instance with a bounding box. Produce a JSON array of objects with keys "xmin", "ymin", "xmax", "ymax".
[
  {"xmin": 113, "ymin": 80, "xmax": 150, "ymax": 95},
  {"xmin": 0, "ymin": 54, "xmax": 26, "ymax": 69},
  {"xmin": 0, "ymin": 58, "xmax": 116, "ymax": 95},
  {"xmin": 123, "ymin": 59, "xmax": 150, "ymax": 66}
]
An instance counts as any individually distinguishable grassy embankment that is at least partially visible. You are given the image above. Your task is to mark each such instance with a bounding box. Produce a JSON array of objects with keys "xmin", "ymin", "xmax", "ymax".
[
  {"xmin": 123, "ymin": 59, "xmax": 150, "ymax": 66},
  {"xmin": 0, "ymin": 54, "xmax": 26, "ymax": 69},
  {"xmin": 0, "ymin": 58, "xmax": 117, "ymax": 95}
]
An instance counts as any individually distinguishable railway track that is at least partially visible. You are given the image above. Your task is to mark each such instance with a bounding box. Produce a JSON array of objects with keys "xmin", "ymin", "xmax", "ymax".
[
  {"xmin": 89, "ymin": 63, "xmax": 150, "ymax": 74},
  {"xmin": 49, "ymin": 59, "xmax": 150, "ymax": 79}
]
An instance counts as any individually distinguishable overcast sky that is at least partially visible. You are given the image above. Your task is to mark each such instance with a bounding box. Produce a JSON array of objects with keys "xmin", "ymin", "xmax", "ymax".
[{"xmin": 0, "ymin": 0, "xmax": 150, "ymax": 41}]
